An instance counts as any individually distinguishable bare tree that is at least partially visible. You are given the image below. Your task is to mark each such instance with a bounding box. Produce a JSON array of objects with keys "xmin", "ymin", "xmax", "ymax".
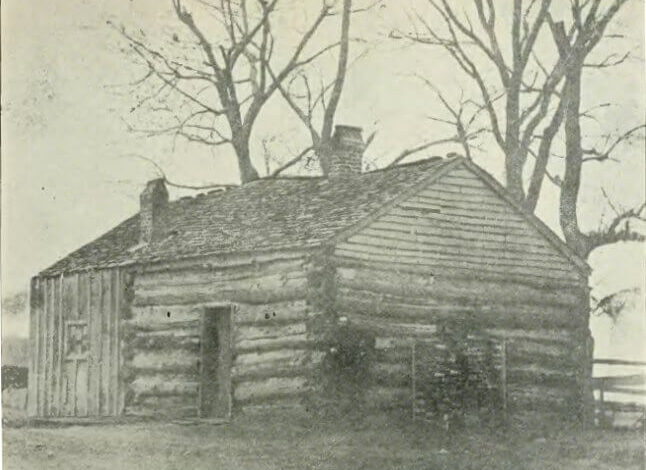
[
  {"xmin": 547, "ymin": 1, "xmax": 645, "ymax": 257},
  {"xmin": 396, "ymin": 0, "xmax": 644, "ymax": 258},
  {"xmin": 395, "ymin": 0, "xmax": 561, "ymax": 202},
  {"xmin": 386, "ymin": 78, "xmax": 488, "ymax": 167},
  {"xmin": 270, "ymin": 0, "xmax": 383, "ymax": 176},
  {"xmin": 112, "ymin": 0, "xmax": 350, "ymax": 183}
]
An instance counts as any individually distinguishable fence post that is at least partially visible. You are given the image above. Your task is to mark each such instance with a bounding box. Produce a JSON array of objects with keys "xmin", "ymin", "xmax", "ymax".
[
  {"xmin": 411, "ymin": 341, "xmax": 416, "ymax": 422},
  {"xmin": 598, "ymin": 379, "xmax": 605, "ymax": 428},
  {"xmin": 501, "ymin": 339, "xmax": 508, "ymax": 426},
  {"xmin": 584, "ymin": 334, "xmax": 595, "ymax": 429}
]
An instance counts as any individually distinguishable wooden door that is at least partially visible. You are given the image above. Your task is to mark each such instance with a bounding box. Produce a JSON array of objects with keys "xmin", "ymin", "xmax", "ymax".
[{"xmin": 199, "ymin": 306, "xmax": 232, "ymax": 418}]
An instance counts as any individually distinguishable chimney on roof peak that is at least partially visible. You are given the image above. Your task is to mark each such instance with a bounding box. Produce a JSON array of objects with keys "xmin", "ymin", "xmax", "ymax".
[
  {"xmin": 327, "ymin": 125, "xmax": 364, "ymax": 179},
  {"xmin": 139, "ymin": 178, "xmax": 168, "ymax": 244}
]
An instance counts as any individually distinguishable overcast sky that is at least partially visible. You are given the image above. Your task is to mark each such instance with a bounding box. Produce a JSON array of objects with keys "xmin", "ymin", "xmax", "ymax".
[{"xmin": 2, "ymin": 0, "xmax": 644, "ymax": 306}]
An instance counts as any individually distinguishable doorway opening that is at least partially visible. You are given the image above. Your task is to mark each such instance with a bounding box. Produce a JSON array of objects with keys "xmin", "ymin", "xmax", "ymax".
[{"xmin": 199, "ymin": 306, "xmax": 232, "ymax": 419}]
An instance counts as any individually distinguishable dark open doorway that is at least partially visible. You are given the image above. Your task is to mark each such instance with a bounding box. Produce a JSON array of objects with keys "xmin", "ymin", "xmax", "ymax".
[{"xmin": 199, "ymin": 306, "xmax": 232, "ymax": 419}]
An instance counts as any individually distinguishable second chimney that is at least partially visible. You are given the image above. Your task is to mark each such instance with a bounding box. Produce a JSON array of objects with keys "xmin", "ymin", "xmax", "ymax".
[
  {"xmin": 327, "ymin": 125, "xmax": 364, "ymax": 178},
  {"xmin": 139, "ymin": 178, "xmax": 168, "ymax": 245}
]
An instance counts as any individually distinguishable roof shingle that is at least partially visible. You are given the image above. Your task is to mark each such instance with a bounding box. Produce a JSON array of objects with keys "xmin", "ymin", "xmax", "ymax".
[{"xmin": 40, "ymin": 157, "xmax": 453, "ymax": 276}]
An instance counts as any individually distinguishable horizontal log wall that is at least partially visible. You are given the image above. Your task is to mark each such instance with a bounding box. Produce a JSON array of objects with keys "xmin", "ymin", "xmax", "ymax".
[
  {"xmin": 132, "ymin": 253, "xmax": 309, "ymax": 307},
  {"xmin": 122, "ymin": 304, "xmax": 201, "ymax": 418},
  {"xmin": 329, "ymin": 164, "xmax": 590, "ymax": 416},
  {"xmin": 28, "ymin": 268, "xmax": 128, "ymax": 418},
  {"xmin": 487, "ymin": 328, "xmax": 584, "ymax": 412},
  {"xmin": 334, "ymin": 264, "xmax": 587, "ymax": 329},
  {"xmin": 232, "ymin": 300, "xmax": 323, "ymax": 410},
  {"xmin": 126, "ymin": 252, "xmax": 320, "ymax": 417},
  {"xmin": 334, "ymin": 260, "xmax": 589, "ymax": 415},
  {"xmin": 347, "ymin": 319, "xmax": 585, "ymax": 414}
]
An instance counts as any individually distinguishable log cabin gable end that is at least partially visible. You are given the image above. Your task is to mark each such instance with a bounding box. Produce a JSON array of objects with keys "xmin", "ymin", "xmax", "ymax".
[{"xmin": 332, "ymin": 158, "xmax": 589, "ymax": 283}]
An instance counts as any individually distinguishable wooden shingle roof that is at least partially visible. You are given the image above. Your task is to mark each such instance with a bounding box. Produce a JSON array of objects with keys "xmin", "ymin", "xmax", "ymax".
[
  {"xmin": 40, "ymin": 156, "xmax": 590, "ymax": 276},
  {"xmin": 40, "ymin": 157, "xmax": 457, "ymax": 276}
]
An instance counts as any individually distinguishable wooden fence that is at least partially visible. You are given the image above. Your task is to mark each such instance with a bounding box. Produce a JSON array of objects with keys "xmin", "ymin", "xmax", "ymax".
[{"xmin": 592, "ymin": 358, "xmax": 646, "ymax": 428}]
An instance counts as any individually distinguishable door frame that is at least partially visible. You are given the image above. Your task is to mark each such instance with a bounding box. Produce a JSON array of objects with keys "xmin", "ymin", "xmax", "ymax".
[{"xmin": 198, "ymin": 303, "xmax": 234, "ymax": 419}]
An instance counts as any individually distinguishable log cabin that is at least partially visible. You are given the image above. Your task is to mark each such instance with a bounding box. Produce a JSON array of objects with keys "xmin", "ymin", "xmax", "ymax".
[{"xmin": 27, "ymin": 125, "xmax": 593, "ymax": 421}]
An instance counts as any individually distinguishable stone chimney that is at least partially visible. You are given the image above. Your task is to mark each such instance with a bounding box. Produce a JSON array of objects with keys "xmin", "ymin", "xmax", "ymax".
[
  {"xmin": 139, "ymin": 178, "xmax": 168, "ymax": 244},
  {"xmin": 328, "ymin": 125, "xmax": 364, "ymax": 178}
]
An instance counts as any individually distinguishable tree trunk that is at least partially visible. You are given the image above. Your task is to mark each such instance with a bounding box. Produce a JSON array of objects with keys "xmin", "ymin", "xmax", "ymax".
[
  {"xmin": 524, "ymin": 96, "xmax": 567, "ymax": 213},
  {"xmin": 504, "ymin": 76, "xmax": 525, "ymax": 202},
  {"xmin": 233, "ymin": 133, "xmax": 260, "ymax": 184},
  {"xmin": 317, "ymin": 139, "xmax": 332, "ymax": 176},
  {"xmin": 318, "ymin": 0, "xmax": 351, "ymax": 177},
  {"xmin": 559, "ymin": 64, "xmax": 590, "ymax": 258}
]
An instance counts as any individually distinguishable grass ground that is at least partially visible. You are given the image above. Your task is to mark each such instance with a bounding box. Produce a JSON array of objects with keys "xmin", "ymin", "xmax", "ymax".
[{"xmin": 3, "ymin": 409, "xmax": 645, "ymax": 470}]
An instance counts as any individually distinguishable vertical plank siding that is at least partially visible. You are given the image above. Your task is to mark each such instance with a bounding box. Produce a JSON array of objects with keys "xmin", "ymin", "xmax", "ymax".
[
  {"xmin": 27, "ymin": 267, "xmax": 128, "ymax": 417},
  {"xmin": 117, "ymin": 269, "xmax": 131, "ymax": 415},
  {"xmin": 39, "ymin": 279, "xmax": 47, "ymax": 415},
  {"xmin": 111, "ymin": 269, "xmax": 120, "ymax": 415},
  {"xmin": 27, "ymin": 278, "xmax": 43, "ymax": 416},
  {"xmin": 60, "ymin": 275, "xmax": 72, "ymax": 416},
  {"xmin": 84, "ymin": 271, "xmax": 92, "ymax": 416},
  {"xmin": 88, "ymin": 271, "xmax": 101, "ymax": 416},
  {"xmin": 26, "ymin": 279, "xmax": 36, "ymax": 416},
  {"xmin": 45, "ymin": 277, "xmax": 54, "ymax": 415},
  {"xmin": 100, "ymin": 269, "xmax": 112, "ymax": 415},
  {"xmin": 53, "ymin": 275, "xmax": 63, "ymax": 415}
]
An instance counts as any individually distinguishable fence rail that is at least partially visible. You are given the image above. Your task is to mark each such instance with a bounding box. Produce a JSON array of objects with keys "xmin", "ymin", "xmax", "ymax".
[
  {"xmin": 593, "ymin": 359, "xmax": 646, "ymax": 367},
  {"xmin": 592, "ymin": 359, "xmax": 646, "ymax": 428}
]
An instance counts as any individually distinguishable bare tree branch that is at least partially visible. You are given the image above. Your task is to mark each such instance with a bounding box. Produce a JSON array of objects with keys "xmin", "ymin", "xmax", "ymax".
[
  {"xmin": 114, "ymin": 1, "xmax": 343, "ymax": 183},
  {"xmin": 269, "ymin": 146, "xmax": 315, "ymax": 177},
  {"xmin": 125, "ymin": 153, "xmax": 237, "ymax": 190},
  {"xmin": 582, "ymin": 124, "xmax": 646, "ymax": 163},
  {"xmin": 583, "ymin": 50, "xmax": 631, "ymax": 68},
  {"xmin": 269, "ymin": 0, "xmax": 361, "ymax": 176},
  {"xmin": 398, "ymin": 0, "xmax": 635, "ymax": 259},
  {"xmin": 585, "ymin": 201, "xmax": 646, "ymax": 254},
  {"xmin": 405, "ymin": 4, "xmax": 507, "ymax": 151},
  {"xmin": 386, "ymin": 130, "xmax": 483, "ymax": 167},
  {"xmin": 553, "ymin": 0, "xmax": 634, "ymax": 257},
  {"xmin": 416, "ymin": 76, "xmax": 488, "ymax": 160}
]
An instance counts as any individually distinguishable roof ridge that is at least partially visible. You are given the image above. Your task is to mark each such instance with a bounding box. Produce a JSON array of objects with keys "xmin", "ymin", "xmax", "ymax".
[
  {"xmin": 162, "ymin": 157, "xmax": 453, "ymax": 210},
  {"xmin": 364, "ymin": 155, "xmax": 448, "ymax": 174},
  {"xmin": 251, "ymin": 155, "xmax": 449, "ymax": 182},
  {"xmin": 266, "ymin": 175, "xmax": 323, "ymax": 181}
]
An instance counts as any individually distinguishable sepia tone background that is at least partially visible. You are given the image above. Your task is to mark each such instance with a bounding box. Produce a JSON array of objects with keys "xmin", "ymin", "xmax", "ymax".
[{"xmin": 1, "ymin": 0, "xmax": 644, "ymax": 363}]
